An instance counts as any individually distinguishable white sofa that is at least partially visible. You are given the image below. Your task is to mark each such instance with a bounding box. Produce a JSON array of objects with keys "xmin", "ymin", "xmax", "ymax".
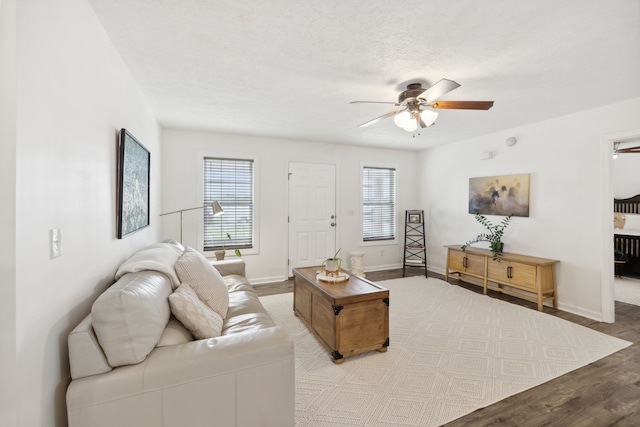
[{"xmin": 66, "ymin": 241, "xmax": 294, "ymax": 427}]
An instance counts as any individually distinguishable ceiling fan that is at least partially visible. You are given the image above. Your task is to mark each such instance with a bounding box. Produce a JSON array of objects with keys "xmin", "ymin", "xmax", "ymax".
[{"xmin": 350, "ymin": 78, "xmax": 494, "ymax": 132}]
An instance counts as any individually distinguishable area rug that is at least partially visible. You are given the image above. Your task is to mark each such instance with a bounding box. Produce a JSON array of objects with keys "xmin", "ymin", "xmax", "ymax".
[{"xmin": 260, "ymin": 276, "xmax": 631, "ymax": 426}]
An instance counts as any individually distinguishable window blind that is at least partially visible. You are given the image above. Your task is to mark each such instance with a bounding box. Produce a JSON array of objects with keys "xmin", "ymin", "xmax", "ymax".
[
  {"xmin": 203, "ymin": 157, "xmax": 253, "ymax": 251},
  {"xmin": 362, "ymin": 166, "xmax": 396, "ymax": 241}
]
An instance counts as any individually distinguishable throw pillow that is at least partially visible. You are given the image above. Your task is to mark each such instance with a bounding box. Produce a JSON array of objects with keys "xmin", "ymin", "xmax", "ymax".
[
  {"xmin": 169, "ymin": 284, "xmax": 223, "ymax": 339},
  {"xmin": 175, "ymin": 247, "xmax": 229, "ymax": 319}
]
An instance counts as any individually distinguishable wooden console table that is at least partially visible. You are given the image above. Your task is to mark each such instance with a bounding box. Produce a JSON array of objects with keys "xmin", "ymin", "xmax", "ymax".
[{"xmin": 445, "ymin": 245, "xmax": 559, "ymax": 312}]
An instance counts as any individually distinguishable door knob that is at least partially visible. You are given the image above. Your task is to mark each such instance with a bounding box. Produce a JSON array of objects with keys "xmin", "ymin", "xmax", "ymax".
[{"xmin": 330, "ymin": 222, "xmax": 336, "ymax": 227}]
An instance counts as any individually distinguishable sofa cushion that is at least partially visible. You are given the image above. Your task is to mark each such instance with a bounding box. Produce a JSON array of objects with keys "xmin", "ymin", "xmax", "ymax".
[
  {"xmin": 157, "ymin": 316, "xmax": 193, "ymax": 347},
  {"xmin": 222, "ymin": 312, "xmax": 276, "ymax": 335},
  {"xmin": 169, "ymin": 284, "xmax": 224, "ymax": 339},
  {"xmin": 92, "ymin": 271, "xmax": 172, "ymax": 367},
  {"xmin": 226, "ymin": 291, "xmax": 269, "ymax": 319},
  {"xmin": 175, "ymin": 247, "xmax": 229, "ymax": 319}
]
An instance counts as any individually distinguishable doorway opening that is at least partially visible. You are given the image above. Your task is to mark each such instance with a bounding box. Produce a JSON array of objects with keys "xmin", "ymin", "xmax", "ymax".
[{"xmin": 602, "ymin": 130, "xmax": 640, "ymax": 322}]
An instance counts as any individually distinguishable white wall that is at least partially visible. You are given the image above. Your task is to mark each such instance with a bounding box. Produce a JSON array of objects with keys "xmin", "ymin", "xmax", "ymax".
[
  {"xmin": 162, "ymin": 129, "xmax": 418, "ymax": 282},
  {"xmin": 0, "ymin": 0, "xmax": 17, "ymax": 425},
  {"xmin": 613, "ymin": 153, "xmax": 640, "ymax": 198},
  {"xmin": 419, "ymin": 97, "xmax": 640, "ymax": 321},
  {"xmin": 16, "ymin": 0, "xmax": 161, "ymax": 425}
]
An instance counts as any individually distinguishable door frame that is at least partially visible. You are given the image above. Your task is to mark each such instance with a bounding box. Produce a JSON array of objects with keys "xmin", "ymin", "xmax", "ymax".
[{"xmin": 601, "ymin": 128, "xmax": 640, "ymax": 323}]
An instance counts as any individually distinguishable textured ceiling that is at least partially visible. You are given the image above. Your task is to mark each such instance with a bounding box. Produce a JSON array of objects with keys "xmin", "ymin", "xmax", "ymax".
[{"xmin": 88, "ymin": 0, "xmax": 640, "ymax": 151}]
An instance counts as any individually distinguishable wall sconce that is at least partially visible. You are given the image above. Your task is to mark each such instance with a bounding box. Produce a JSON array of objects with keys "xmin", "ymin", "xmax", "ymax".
[{"xmin": 160, "ymin": 201, "xmax": 224, "ymax": 243}]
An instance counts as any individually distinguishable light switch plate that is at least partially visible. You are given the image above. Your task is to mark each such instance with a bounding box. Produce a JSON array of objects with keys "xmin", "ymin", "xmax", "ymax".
[{"xmin": 51, "ymin": 228, "xmax": 62, "ymax": 258}]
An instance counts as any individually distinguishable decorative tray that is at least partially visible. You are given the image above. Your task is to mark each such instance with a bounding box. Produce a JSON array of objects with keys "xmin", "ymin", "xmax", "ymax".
[{"xmin": 316, "ymin": 272, "xmax": 349, "ymax": 283}]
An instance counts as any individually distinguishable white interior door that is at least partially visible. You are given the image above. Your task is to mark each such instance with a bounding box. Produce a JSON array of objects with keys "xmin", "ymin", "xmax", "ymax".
[{"xmin": 288, "ymin": 162, "xmax": 336, "ymax": 275}]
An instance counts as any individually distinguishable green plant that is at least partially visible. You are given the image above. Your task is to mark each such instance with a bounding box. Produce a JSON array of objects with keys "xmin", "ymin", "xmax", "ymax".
[
  {"xmin": 322, "ymin": 248, "xmax": 342, "ymax": 274},
  {"xmin": 225, "ymin": 233, "xmax": 242, "ymax": 257},
  {"xmin": 462, "ymin": 213, "xmax": 513, "ymax": 261}
]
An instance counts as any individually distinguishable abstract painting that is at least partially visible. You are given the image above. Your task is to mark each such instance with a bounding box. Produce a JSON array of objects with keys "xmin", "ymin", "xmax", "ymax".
[
  {"xmin": 468, "ymin": 174, "xmax": 530, "ymax": 217},
  {"xmin": 117, "ymin": 129, "xmax": 150, "ymax": 238}
]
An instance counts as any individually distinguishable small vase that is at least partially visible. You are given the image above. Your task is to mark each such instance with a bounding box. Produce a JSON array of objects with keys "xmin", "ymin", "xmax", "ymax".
[
  {"xmin": 214, "ymin": 250, "xmax": 225, "ymax": 261},
  {"xmin": 323, "ymin": 259, "xmax": 341, "ymax": 276}
]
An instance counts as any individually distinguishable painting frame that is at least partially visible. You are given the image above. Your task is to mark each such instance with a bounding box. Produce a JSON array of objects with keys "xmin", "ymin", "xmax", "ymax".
[
  {"xmin": 468, "ymin": 174, "xmax": 530, "ymax": 217},
  {"xmin": 408, "ymin": 212, "xmax": 422, "ymax": 223},
  {"xmin": 117, "ymin": 129, "xmax": 150, "ymax": 238}
]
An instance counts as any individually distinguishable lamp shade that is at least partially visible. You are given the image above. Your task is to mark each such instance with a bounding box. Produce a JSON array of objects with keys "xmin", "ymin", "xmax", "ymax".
[
  {"xmin": 394, "ymin": 111, "xmax": 418, "ymax": 132},
  {"xmin": 420, "ymin": 109, "xmax": 438, "ymax": 127},
  {"xmin": 211, "ymin": 201, "xmax": 224, "ymax": 217},
  {"xmin": 160, "ymin": 200, "xmax": 224, "ymax": 243},
  {"xmin": 393, "ymin": 110, "xmax": 411, "ymax": 128},
  {"xmin": 403, "ymin": 117, "xmax": 417, "ymax": 132}
]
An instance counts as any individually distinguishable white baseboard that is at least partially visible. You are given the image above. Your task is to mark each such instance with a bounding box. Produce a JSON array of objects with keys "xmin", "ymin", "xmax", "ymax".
[
  {"xmin": 364, "ymin": 263, "xmax": 403, "ymax": 272},
  {"xmin": 249, "ymin": 263, "xmax": 408, "ymax": 286},
  {"xmin": 250, "ymin": 276, "xmax": 288, "ymax": 286},
  {"xmin": 429, "ymin": 266, "xmax": 604, "ymax": 321},
  {"xmin": 428, "ymin": 266, "xmax": 447, "ymax": 276},
  {"xmin": 555, "ymin": 302, "xmax": 604, "ymax": 322}
]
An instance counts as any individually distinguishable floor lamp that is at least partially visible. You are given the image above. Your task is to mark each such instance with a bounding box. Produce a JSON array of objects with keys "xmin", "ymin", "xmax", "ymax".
[{"xmin": 160, "ymin": 201, "xmax": 224, "ymax": 243}]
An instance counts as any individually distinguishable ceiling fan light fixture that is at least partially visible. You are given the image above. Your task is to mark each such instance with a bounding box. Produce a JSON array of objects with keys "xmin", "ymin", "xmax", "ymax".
[
  {"xmin": 420, "ymin": 109, "xmax": 438, "ymax": 127},
  {"xmin": 403, "ymin": 118, "xmax": 418, "ymax": 132},
  {"xmin": 394, "ymin": 110, "xmax": 415, "ymax": 131}
]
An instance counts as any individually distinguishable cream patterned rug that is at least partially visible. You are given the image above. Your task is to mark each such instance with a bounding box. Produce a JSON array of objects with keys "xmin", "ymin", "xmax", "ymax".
[{"xmin": 260, "ymin": 276, "xmax": 631, "ymax": 426}]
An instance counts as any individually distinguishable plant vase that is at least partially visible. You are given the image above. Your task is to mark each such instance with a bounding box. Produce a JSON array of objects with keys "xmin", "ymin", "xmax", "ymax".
[
  {"xmin": 322, "ymin": 248, "xmax": 343, "ymax": 277},
  {"xmin": 214, "ymin": 250, "xmax": 225, "ymax": 261},
  {"xmin": 323, "ymin": 259, "xmax": 341, "ymax": 277},
  {"xmin": 490, "ymin": 241, "xmax": 504, "ymax": 253}
]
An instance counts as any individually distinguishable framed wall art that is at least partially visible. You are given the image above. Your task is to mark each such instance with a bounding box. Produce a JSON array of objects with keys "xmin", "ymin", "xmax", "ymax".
[
  {"xmin": 408, "ymin": 212, "xmax": 422, "ymax": 223},
  {"xmin": 117, "ymin": 129, "xmax": 150, "ymax": 238},
  {"xmin": 468, "ymin": 174, "xmax": 530, "ymax": 217}
]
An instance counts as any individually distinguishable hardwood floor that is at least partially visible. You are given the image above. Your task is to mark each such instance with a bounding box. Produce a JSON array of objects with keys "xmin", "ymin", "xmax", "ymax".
[{"xmin": 255, "ymin": 268, "xmax": 640, "ymax": 426}]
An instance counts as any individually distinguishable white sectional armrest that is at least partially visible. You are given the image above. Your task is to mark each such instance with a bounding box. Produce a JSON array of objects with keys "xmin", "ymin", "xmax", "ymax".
[
  {"xmin": 210, "ymin": 259, "xmax": 246, "ymax": 277},
  {"xmin": 68, "ymin": 315, "xmax": 112, "ymax": 380}
]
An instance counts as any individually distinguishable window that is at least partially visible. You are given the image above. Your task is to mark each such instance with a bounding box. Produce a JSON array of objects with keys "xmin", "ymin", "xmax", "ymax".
[
  {"xmin": 362, "ymin": 166, "xmax": 396, "ymax": 241},
  {"xmin": 203, "ymin": 157, "xmax": 254, "ymax": 251}
]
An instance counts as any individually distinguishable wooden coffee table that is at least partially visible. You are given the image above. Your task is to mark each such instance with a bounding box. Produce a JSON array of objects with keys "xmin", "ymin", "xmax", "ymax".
[{"xmin": 292, "ymin": 267, "xmax": 389, "ymax": 364}]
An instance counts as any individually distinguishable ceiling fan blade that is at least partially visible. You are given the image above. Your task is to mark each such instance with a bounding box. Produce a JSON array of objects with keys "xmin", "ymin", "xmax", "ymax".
[
  {"xmin": 418, "ymin": 78, "xmax": 461, "ymax": 103},
  {"xmin": 617, "ymin": 145, "xmax": 640, "ymax": 153},
  {"xmin": 350, "ymin": 101, "xmax": 400, "ymax": 105},
  {"xmin": 429, "ymin": 101, "xmax": 494, "ymax": 110},
  {"xmin": 358, "ymin": 109, "xmax": 404, "ymax": 127}
]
